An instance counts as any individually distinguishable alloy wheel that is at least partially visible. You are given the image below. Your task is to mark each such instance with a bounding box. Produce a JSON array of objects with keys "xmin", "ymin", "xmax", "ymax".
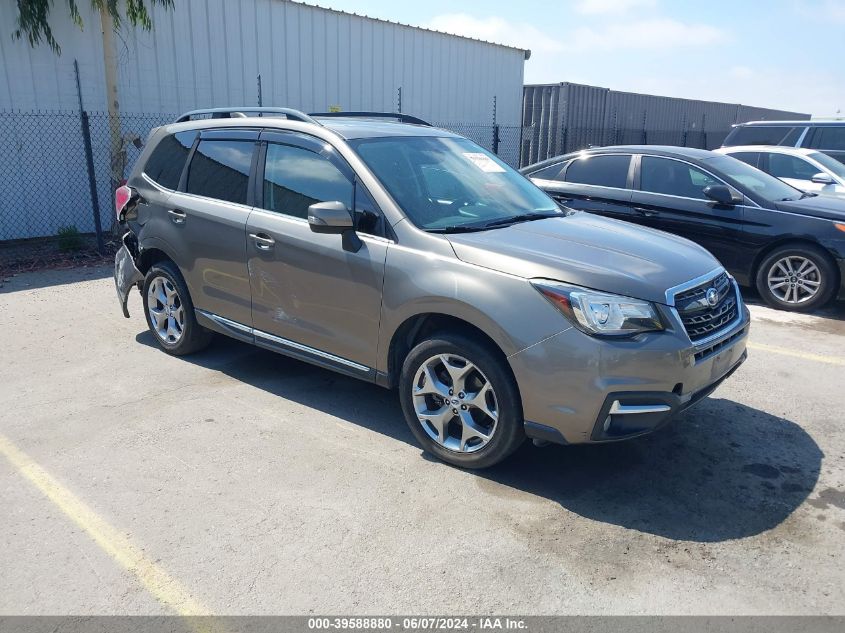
[
  {"xmin": 767, "ymin": 256, "xmax": 821, "ymax": 305},
  {"xmin": 412, "ymin": 354, "xmax": 499, "ymax": 453},
  {"xmin": 147, "ymin": 277, "xmax": 185, "ymax": 344}
]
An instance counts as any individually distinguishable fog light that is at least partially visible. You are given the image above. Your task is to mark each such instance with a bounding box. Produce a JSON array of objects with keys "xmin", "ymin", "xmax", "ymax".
[{"xmin": 603, "ymin": 415, "xmax": 612, "ymax": 432}]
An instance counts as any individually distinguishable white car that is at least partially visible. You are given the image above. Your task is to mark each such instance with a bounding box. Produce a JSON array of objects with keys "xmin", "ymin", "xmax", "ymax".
[{"xmin": 715, "ymin": 145, "xmax": 845, "ymax": 197}]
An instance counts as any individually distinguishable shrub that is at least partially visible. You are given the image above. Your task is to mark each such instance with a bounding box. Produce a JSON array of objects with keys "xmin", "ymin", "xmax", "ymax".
[{"xmin": 56, "ymin": 225, "xmax": 84, "ymax": 252}]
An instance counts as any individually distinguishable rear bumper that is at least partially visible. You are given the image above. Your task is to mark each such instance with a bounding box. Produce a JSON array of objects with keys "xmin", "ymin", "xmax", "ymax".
[
  {"xmin": 510, "ymin": 303, "xmax": 750, "ymax": 445},
  {"xmin": 114, "ymin": 234, "xmax": 144, "ymax": 318}
]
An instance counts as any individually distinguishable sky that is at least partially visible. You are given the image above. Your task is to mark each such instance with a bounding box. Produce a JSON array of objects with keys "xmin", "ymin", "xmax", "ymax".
[{"xmin": 311, "ymin": 0, "xmax": 845, "ymax": 117}]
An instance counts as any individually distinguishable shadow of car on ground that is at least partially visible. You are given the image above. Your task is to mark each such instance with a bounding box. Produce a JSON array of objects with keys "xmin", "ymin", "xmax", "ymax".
[
  {"xmin": 137, "ymin": 330, "xmax": 823, "ymax": 544},
  {"xmin": 740, "ymin": 286, "xmax": 845, "ymax": 321}
]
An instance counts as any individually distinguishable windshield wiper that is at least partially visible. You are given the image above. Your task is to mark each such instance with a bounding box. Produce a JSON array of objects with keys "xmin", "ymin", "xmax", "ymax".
[
  {"xmin": 425, "ymin": 225, "xmax": 489, "ymax": 234},
  {"xmin": 479, "ymin": 211, "xmax": 564, "ymax": 229},
  {"xmin": 425, "ymin": 211, "xmax": 563, "ymax": 234}
]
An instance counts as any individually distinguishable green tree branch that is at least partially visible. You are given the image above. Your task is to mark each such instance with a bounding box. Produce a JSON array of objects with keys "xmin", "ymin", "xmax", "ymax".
[{"xmin": 13, "ymin": 0, "xmax": 175, "ymax": 54}]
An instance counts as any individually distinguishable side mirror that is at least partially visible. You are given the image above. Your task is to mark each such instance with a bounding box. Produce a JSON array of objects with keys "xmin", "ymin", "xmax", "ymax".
[
  {"xmin": 307, "ymin": 200, "xmax": 361, "ymax": 252},
  {"xmin": 811, "ymin": 172, "xmax": 834, "ymax": 185},
  {"xmin": 308, "ymin": 201, "xmax": 354, "ymax": 234},
  {"xmin": 703, "ymin": 184, "xmax": 742, "ymax": 206}
]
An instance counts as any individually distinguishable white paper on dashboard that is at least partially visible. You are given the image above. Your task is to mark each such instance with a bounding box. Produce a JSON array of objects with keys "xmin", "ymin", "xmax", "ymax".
[{"xmin": 462, "ymin": 152, "xmax": 506, "ymax": 173}]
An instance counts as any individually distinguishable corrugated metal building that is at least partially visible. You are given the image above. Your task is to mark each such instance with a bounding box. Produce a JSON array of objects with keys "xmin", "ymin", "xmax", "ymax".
[
  {"xmin": 521, "ymin": 83, "xmax": 811, "ymax": 166},
  {"xmin": 0, "ymin": 0, "xmax": 529, "ymax": 241},
  {"xmin": 0, "ymin": 0, "xmax": 527, "ymax": 124}
]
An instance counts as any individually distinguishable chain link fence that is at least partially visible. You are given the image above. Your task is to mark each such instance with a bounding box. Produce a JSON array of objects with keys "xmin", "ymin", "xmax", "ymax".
[
  {"xmin": 0, "ymin": 110, "xmax": 178, "ymax": 271},
  {"xmin": 0, "ymin": 110, "xmax": 524, "ymax": 271},
  {"xmin": 435, "ymin": 123, "xmax": 523, "ymax": 169}
]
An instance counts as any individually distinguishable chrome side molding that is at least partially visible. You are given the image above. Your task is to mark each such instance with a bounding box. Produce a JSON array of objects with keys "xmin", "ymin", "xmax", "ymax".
[
  {"xmin": 195, "ymin": 309, "xmax": 371, "ymax": 375},
  {"xmin": 253, "ymin": 330, "xmax": 370, "ymax": 372}
]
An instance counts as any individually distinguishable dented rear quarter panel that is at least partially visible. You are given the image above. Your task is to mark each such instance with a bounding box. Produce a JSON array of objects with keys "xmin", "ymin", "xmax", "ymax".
[{"xmin": 113, "ymin": 236, "xmax": 144, "ymax": 318}]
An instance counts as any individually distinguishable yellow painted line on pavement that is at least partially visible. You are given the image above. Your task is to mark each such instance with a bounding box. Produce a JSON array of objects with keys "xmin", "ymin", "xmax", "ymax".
[
  {"xmin": 0, "ymin": 432, "xmax": 210, "ymax": 616},
  {"xmin": 747, "ymin": 342, "xmax": 845, "ymax": 366}
]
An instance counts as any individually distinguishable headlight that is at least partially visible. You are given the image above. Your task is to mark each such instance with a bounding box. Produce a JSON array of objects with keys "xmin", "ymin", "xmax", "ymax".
[{"xmin": 531, "ymin": 280, "xmax": 664, "ymax": 337}]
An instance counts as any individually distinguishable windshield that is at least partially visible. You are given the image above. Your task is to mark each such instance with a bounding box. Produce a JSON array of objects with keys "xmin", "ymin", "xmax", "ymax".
[
  {"xmin": 809, "ymin": 152, "xmax": 845, "ymax": 180},
  {"xmin": 701, "ymin": 154, "xmax": 805, "ymax": 201},
  {"xmin": 349, "ymin": 136, "xmax": 560, "ymax": 231}
]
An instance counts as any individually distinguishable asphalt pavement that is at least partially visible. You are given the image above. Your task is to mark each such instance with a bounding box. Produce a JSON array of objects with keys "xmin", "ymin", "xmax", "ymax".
[{"xmin": 0, "ymin": 266, "xmax": 843, "ymax": 615}]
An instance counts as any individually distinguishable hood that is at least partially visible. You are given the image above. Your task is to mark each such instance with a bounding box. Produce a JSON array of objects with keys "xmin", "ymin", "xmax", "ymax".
[
  {"xmin": 446, "ymin": 212, "xmax": 721, "ymax": 304},
  {"xmin": 775, "ymin": 194, "xmax": 845, "ymax": 221}
]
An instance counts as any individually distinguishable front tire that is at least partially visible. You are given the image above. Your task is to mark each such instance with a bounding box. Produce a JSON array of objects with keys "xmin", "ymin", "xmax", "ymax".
[
  {"xmin": 399, "ymin": 334, "xmax": 524, "ymax": 469},
  {"xmin": 755, "ymin": 244, "xmax": 837, "ymax": 312},
  {"xmin": 142, "ymin": 261, "xmax": 212, "ymax": 355}
]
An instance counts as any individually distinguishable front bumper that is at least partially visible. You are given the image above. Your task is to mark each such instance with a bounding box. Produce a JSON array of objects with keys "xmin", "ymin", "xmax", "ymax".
[
  {"xmin": 510, "ymin": 300, "xmax": 750, "ymax": 445},
  {"xmin": 114, "ymin": 234, "xmax": 144, "ymax": 318}
]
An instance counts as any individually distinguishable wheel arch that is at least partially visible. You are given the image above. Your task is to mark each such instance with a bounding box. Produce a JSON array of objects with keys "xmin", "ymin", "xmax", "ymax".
[
  {"xmin": 135, "ymin": 234, "xmax": 190, "ymax": 277},
  {"xmin": 750, "ymin": 237, "xmax": 840, "ymax": 287},
  {"xmin": 136, "ymin": 247, "xmax": 174, "ymax": 274},
  {"xmin": 384, "ymin": 312, "xmax": 513, "ymax": 390}
]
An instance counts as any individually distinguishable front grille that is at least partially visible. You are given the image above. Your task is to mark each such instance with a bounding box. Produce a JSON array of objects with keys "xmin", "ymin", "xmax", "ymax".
[
  {"xmin": 674, "ymin": 272, "xmax": 739, "ymax": 343},
  {"xmin": 693, "ymin": 326, "xmax": 747, "ymax": 363}
]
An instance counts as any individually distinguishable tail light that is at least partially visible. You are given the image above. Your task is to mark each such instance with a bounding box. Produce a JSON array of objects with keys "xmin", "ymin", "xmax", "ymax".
[{"xmin": 115, "ymin": 185, "xmax": 133, "ymax": 222}]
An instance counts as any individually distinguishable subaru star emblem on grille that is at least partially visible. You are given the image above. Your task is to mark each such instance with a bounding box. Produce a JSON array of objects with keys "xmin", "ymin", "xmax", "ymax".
[{"xmin": 706, "ymin": 287, "xmax": 719, "ymax": 307}]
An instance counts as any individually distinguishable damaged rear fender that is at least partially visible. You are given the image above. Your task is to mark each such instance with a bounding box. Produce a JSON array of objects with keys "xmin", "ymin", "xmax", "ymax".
[{"xmin": 114, "ymin": 233, "xmax": 144, "ymax": 318}]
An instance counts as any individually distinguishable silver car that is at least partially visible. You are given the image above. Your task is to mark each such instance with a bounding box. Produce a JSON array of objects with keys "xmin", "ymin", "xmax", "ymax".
[
  {"xmin": 715, "ymin": 145, "xmax": 845, "ymax": 197},
  {"xmin": 114, "ymin": 108, "xmax": 749, "ymax": 469}
]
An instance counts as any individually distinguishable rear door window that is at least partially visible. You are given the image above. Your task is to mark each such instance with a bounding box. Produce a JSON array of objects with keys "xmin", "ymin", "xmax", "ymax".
[
  {"xmin": 564, "ymin": 155, "xmax": 630, "ymax": 188},
  {"xmin": 143, "ymin": 131, "xmax": 195, "ymax": 189},
  {"xmin": 528, "ymin": 162, "xmax": 567, "ymax": 180},
  {"xmin": 185, "ymin": 139, "xmax": 255, "ymax": 205},
  {"xmin": 639, "ymin": 157, "xmax": 720, "ymax": 200},
  {"xmin": 727, "ymin": 152, "xmax": 761, "ymax": 168}
]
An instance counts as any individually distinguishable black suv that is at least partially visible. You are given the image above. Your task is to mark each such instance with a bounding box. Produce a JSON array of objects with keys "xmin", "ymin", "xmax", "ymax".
[
  {"xmin": 723, "ymin": 120, "xmax": 845, "ymax": 165},
  {"xmin": 522, "ymin": 146, "xmax": 845, "ymax": 312}
]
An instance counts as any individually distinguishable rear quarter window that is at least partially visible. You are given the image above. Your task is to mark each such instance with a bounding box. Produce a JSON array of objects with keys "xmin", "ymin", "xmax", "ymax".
[
  {"xmin": 143, "ymin": 131, "xmax": 195, "ymax": 189},
  {"xmin": 724, "ymin": 126, "xmax": 801, "ymax": 147}
]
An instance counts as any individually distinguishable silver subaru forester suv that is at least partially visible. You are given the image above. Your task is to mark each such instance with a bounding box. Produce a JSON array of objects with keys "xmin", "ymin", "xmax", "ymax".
[{"xmin": 114, "ymin": 108, "xmax": 749, "ymax": 469}]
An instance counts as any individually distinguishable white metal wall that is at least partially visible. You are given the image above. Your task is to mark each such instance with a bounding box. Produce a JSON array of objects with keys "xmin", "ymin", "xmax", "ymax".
[{"xmin": 0, "ymin": 0, "xmax": 526, "ymax": 124}]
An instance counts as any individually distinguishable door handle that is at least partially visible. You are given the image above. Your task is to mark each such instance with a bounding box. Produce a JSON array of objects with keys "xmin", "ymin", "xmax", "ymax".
[
  {"xmin": 633, "ymin": 207, "xmax": 657, "ymax": 217},
  {"xmin": 167, "ymin": 209, "xmax": 186, "ymax": 224},
  {"xmin": 249, "ymin": 233, "xmax": 275, "ymax": 250}
]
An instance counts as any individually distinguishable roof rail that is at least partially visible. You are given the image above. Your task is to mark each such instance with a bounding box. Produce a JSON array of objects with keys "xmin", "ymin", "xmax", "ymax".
[
  {"xmin": 175, "ymin": 107, "xmax": 319, "ymax": 124},
  {"xmin": 309, "ymin": 111, "xmax": 432, "ymax": 126}
]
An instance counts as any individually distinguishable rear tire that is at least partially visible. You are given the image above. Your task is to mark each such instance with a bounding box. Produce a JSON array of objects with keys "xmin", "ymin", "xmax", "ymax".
[
  {"xmin": 142, "ymin": 261, "xmax": 212, "ymax": 355},
  {"xmin": 399, "ymin": 333, "xmax": 524, "ymax": 469},
  {"xmin": 755, "ymin": 244, "xmax": 837, "ymax": 312}
]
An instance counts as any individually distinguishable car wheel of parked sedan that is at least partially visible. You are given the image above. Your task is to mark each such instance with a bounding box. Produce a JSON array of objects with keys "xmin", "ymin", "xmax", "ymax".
[
  {"xmin": 399, "ymin": 334, "xmax": 524, "ymax": 469},
  {"xmin": 142, "ymin": 261, "xmax": 212, "ymax": 355},
  {"xmin": 756, "ymin": 244, "xmax": 837, "ymax": 312}
]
